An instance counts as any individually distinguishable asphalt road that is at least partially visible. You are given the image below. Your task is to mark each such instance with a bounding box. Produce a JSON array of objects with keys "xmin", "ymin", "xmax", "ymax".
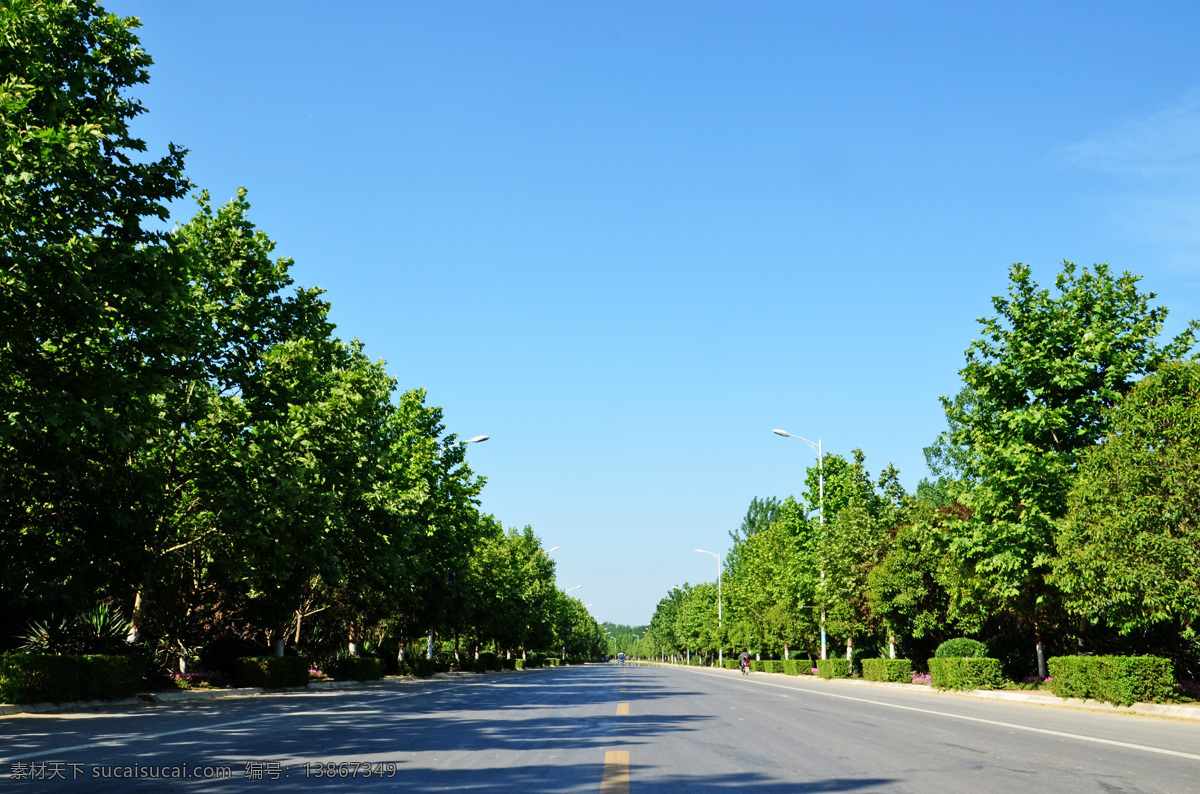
[{"xmin": 2, "ymin": 663, "xmax": 1199, "ymax": 792}]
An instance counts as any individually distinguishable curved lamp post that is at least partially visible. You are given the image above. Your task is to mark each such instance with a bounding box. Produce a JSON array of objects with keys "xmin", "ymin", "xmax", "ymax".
[
  {"xmin": 772, "ymin": 428, "xmax": 827, "ymax": 661},
  {"xmin": 696, "ymin": 549, "xmax": 723, "ymax": 666}
]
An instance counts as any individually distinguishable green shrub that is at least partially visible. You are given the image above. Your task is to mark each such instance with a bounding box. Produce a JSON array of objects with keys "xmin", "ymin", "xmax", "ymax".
[
  {"xmin": 477, "ymin": 652, "xmax": 500, "ymax": 671},
  {"xmin": 514, "ymin": 659, "xmax": 526, "ymax": 670},
  {"xmin": 928, "ymin": 657, "xmax": 1003, "ymax": 690},
  {"xmin": 545, "ymin": 657, "xmax": 560, "ymax": 666},
  {"xmin": 781, "ymin": 660, "xmax": 805, "ymax": 676},
  {"xmin": 861, "ymin": 658, "xmax": 912, "ymax": 683},
  {"xmin": 762, "ymin": 660, "xmax": 784, "ymax": 674},
  {"xmin": 723, "ymin": 659, "xmax": 739, "ymax": 670},
  {"xmin": 234, "ymin": 656, "xmax": 311, "ymax": 689},
  {"xmin": 1047, "ymin": 656, "xmax": 1175, "ymax": 707},
  {"xmin": 0, "ymin": 654, "xmax": 148, "ymax": 704},
  {"xmin": 934, "ymin": 638, "xmax": 987, "ymax": 658},
  {"xmin": 19, "ymin": 605, "xmax": 133, "ymax": 656},
  {"xmin": 502, "ymin": 658, "xmax": 517, "ymax": 671},
  {"xmin": 749, "ymin": 660, "xmax": 765, "ymax": 673},
  {"xmin": 816, "ymin": 659, "xmax": 851, "ymax": 679},
  {"xmin": 326, "ymin": 656, "xmax": 385, "ymax": 681}
]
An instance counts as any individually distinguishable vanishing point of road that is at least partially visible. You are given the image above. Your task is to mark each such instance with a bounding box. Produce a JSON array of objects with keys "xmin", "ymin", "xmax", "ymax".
[{"xmin": 3, "ymin": 663, "xmax": 1199, "ymax": 792}]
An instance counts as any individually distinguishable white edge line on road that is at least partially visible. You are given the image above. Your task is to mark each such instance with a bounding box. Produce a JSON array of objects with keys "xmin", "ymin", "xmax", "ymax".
[
  {"xmin": 0, "ymin": 678, "xmax": 480, "ymax": 765},
  {"xmin": 678, "ymin": 667, "xmax": 1200, "ymax": 762}
]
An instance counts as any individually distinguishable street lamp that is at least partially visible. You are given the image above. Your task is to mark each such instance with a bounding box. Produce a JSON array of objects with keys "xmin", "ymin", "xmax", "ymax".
[
  {"xmin": 564, "ymin": 585, "xmax": 583, "ymax": 594},
  {"xmin": 772, "ymin": 428, "xmax": 827, "ymax": 661},
  {"xmin": 696, "ymin": 549, "xmax": 723, "ymax": 666}
]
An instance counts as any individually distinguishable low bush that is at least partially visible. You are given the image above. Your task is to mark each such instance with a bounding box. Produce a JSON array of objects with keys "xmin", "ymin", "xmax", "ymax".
[
  {"xmin": 861, "ymin": 658, "xmax": 912, "ymax": 683},
  {"xmin": 934, "ymin": 638, "xmax": 987, "ymax": 659},
  {"xmin": 928, "ymin": 657, "xmax": 1003, "ymax": 690},
  {"xmin": 502, "ymin": 658, "xmax": 517, "ymax": 671},
  {"xmin": 762, "ymin": 660, "xmax": 784, "ymax": 674},
  {"xmin": 723, "ymin": 659, "xmax": 739, "ymax": 670},
  {"xmin": 234, "ymin": 656, "xmax": 311, "ymax": 689},
  {"xmin": 326, "ymin": 656, "xmax": 385, "ymax": 682},
  {"xmin": 781, "ymin": 660, "xmax": 806, "ymax": 676},
  {"xmin": 545, "ymin": 658, "xmax": 560, "ymax": 666},
  {"xmin": 0, "ymin": 653, "xmax": 148, "ymax": 704},
  {"xmin": 816, "ymin": 659, "xmax": 851, "ymax": 679},
  {"xmin": 477, "ymin": 652, "xmax": 500, "ymax": 671},
  {"xmin": 749, "ymin": 660, "xmax": 765, "ymax": 673},
  {"xmin": 1047, "ymin": 656, "xmax": 1175, "ymax": 707},
  {"xmin": 514, "ymin": 659, "xmax": 526, "ymax": 670}
]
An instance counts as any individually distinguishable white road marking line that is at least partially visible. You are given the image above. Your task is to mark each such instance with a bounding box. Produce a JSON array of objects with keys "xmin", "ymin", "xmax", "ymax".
[{"xmin": 682, "ymin": 668, "xmax": 1200, "ymax": 762}]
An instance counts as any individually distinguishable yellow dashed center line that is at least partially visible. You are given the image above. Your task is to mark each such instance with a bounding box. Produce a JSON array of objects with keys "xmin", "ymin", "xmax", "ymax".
[
  {"xmin": 599, "ymin": 750, "xmax": 630, "ymax": 794},
  {"xmin": 619, "ymin": 687, "xmax": 628, "ymax": 693},
  {"xmin": 615, "ymin": 702, "xmax": 629, "ymax": 716}
]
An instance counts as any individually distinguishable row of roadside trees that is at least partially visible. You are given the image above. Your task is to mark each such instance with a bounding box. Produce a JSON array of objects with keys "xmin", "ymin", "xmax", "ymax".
[
  {"xmin": 0, "ymin": 0, "xmax": 606, "ymax": 677},
  {"xmin": 640, "ymin": 262, "xmax": 1200, "ymax": 682}
]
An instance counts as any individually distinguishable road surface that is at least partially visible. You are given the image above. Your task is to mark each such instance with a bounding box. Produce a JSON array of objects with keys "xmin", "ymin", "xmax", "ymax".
[{"xmin": 2, "ymin": 663, "xmax": 1198, "ymax": 791}]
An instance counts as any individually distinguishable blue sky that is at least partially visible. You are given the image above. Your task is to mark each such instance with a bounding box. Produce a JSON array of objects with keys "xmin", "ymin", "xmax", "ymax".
[{"xmin": 112, "ymin": 1, "xmax": 1200, "ymax": 625}]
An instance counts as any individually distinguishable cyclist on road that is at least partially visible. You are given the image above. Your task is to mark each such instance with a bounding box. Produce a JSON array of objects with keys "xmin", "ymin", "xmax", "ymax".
[
  {"xmin": 738, "ymin": 650, "xmax": 751, "ymax": 675},
  {"xmin": 617, "ymin": 652, "xmax": 626, "ymax": 666}
]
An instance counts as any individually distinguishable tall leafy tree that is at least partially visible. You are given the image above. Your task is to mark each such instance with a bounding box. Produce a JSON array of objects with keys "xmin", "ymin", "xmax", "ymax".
[
  {"xmin": 944, "ymin": 261, "xmax": 1197, "ymax": 673},
  {"xmin": 1054, "ymin": 362, "xmax": 1200, "ymax": 672},
  {"xmin": 1, "ymin": 0, "xmax": 189, "ymax": 626}
]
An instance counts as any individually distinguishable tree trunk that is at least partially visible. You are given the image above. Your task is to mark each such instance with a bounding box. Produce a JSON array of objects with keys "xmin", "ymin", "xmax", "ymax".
[{"xmin": 127, "ymin": 590, "xmax": 144, "ymax": 643}]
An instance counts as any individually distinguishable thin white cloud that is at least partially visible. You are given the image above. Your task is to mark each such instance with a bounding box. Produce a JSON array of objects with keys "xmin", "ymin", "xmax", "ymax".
[{"xmin": 1062, "ymin": 89, "xmax": 1200, "ymax": 177}]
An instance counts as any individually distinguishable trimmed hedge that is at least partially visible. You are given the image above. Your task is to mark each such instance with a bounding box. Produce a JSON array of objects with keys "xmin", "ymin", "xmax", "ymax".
[
  {"xmin": 327, "ymin": 656, "xmax": 384, "ymax": 682},
  {"xmin": 0, "ymin": 653, "xmax": 148, "ymax": 704},
  {"xmin": 477, "ymin": 652, "xmax": 501, "ymax": 672},
  {"xmin": 503, "ymin": 658, "xmax": 517, "ymax": 671},
  {"xmin": 762, "ymin": 660, "xmax": 784, "ymax": 674},
  {"xmin": 781, "ymin": 660, "xmax": 806, "ymax": 676},
  {"xmin": 816, "ymin": 659, "xmax": 851, "ymax": 679},
  {"xmin": 749, "ymin": 660, "xmax": 765, "ymax": 673},
  {"xmin": 861, "ymin": 658, "xmax": 912, "ymax": 683},
  {"xmin": 934, "ymin": 638, "xmax": 987, "ymax": 658},
  {"xmin": 928, "ymin": 657, "xmax": 1003, "ymax": 690},
  {"xmin": 1047, "ymin": 655, "xmax": 1175, "ymax": 707},
  {"xmin": 723, "ymin": 659, "xmax": 739, "ymax": 670},
  {"xmin": 235, "ymin": 656, "xmax": 311, "ymax": 689}
]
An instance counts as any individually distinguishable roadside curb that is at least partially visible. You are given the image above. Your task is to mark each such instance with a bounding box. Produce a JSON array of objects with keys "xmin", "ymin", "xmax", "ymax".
[
  {"xmin": 0, "ymin": 666, "xmax": 542, "ymax": 717},
  {"xmin": 642, "ymin": 662, "xmax": 1200, "ymax": 723}
]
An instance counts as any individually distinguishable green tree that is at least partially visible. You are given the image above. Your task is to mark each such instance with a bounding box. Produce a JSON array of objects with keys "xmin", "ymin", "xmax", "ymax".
[
  {"xmin": 1, "ymin": 0, "xmax": 189, "ymax": 624},
  {"xmin": 1054, "ymin": 362, "xmax": 1200, "ymax": 672},
  {"xmin": 868, "ymin": 503, "xmax": 960, "ymax": 664},
  {"xmin": 818, "ymin": 457, "xmax": 905, "ymax": 656},
  {"xmin": 725, "ymin": 497, "xmax": 818, "ymax": 659},
  {"xmin": 944, "ymin": 261, "xmax": 1197, "ymax": 674}
]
